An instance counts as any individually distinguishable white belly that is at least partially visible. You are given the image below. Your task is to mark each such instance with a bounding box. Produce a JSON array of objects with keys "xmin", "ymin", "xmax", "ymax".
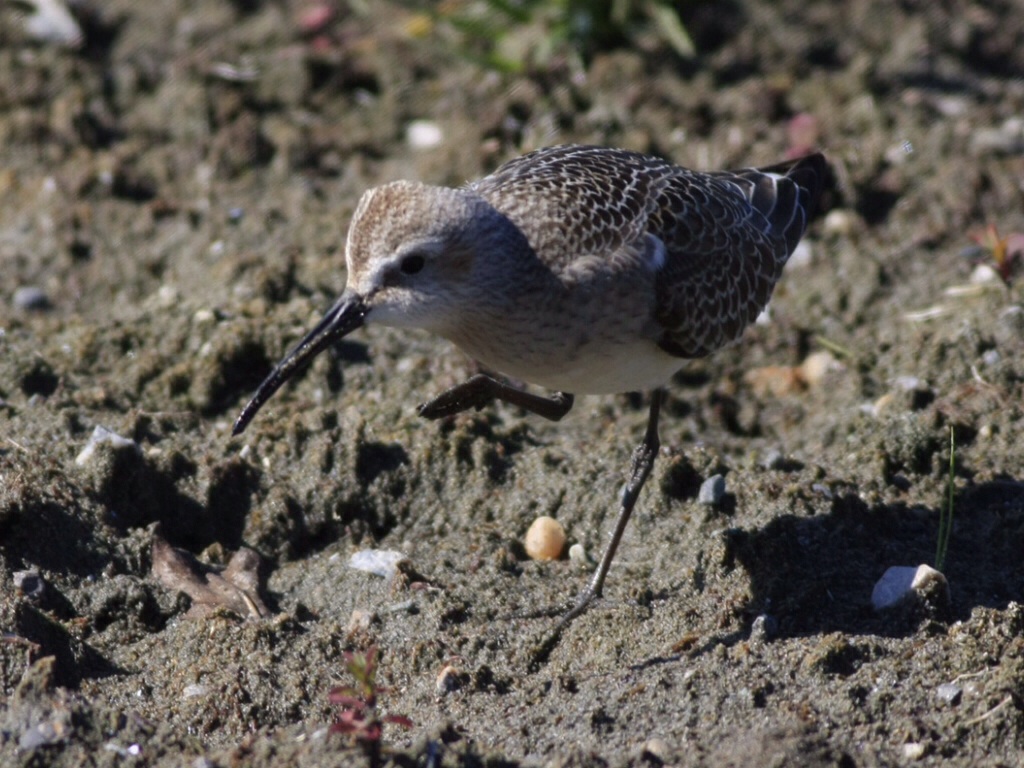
[{"xmin": 461, "ymin": 334, "xmax": 685, "ymax": 395}]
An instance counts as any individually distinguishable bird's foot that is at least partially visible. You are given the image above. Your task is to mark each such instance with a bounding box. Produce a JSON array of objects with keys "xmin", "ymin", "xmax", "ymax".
[
  {"xmin": 526, "ymin": 585, "xmax": 602, "ymax": 669},
  {"xmin": 417, "ymin": 374, "xmax": 495, "ymax": 419}
]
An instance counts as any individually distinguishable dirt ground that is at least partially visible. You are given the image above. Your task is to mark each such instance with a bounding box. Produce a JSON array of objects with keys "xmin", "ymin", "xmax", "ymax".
[{"xmin": 2, "ymin": 0, "xmax": 1024, "ymax": 765}]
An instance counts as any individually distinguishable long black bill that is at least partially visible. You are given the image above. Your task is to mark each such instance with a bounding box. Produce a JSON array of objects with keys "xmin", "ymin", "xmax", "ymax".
[{"xmin": 232, "ymin": 292, "xmax": 369, "ymax": 436}]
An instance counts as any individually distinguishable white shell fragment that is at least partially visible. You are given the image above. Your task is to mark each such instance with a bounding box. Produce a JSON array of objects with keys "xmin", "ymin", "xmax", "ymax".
[
  {"xmin": 871, "ymin": 564, "xmax": 949, "ymax": 611},
  {"xmin": 75, "ymin": 426, "xmax": 139, "ymax": 465},
  {"xmin": 435, "ymin": 664, "xmax": 460, "ymax": 695},
  {"xmin": 348, "ymin": 549, "xmax": 408, "ymax": 579},
  {"xmin": 524, "ymin": 516, "xmax": 566, "ymax": 561},
  {"xmin": 21, "ymin": 0, "xmax": 83, "ymax": 47}
]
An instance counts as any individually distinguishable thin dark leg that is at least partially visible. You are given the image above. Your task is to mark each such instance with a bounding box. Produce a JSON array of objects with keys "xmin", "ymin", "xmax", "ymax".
[
  {"xmin": 418, "ymin": 373, "xmax": 574, "ymax": 422},
  {"xmin": 531, "ymin": 388, "xmax": 664, "ymax": 663}
]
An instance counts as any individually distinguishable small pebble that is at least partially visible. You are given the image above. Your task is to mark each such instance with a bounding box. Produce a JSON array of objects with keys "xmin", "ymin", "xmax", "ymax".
[
  {"xmin": 21, "ymin": 0, "xmax": 82, "ymax": 47},
  {"xmin": 75, "ymin": 426, "xmax": 139, "ymax": 465},
  {"xmin": 698, "ymin": 474, "xmax": 726, "ymax": 506},
  {"xmin": 970, "ymin": 263, "xmax": 1000, "ymax": 285},
  {"xmin": 406, "ymin": 120, "xmax": 444, "ymax": 150},
  {"xmin": 19, "ymin": 720, "xmax": 66, "ymax": 750},
  {"xmin": 348, "ymin": 549, "xmax": 408, "ymax": 579},
  {"xmin": 296, "ymin": 3, "xmax": 334, "ymax": 34},
  {"xmin": 761, "ymin": 449, "xmax": 785, "ymax": 470},
  {"xmin": 13, "ymin": 286, "xmax": 51, "ymax": 311},
  {"xmin": 811, "ymin": 483, "xmax": 833, "ymax": 499},
  {"xmin": 936, "ymin": 682, "xmax": 962, "ymax": 705},
  {"xmin": 749, "ymin": 613, "xmax": 778, "ymax": 643},
  {"xmin": 798, "ymin": 351, "xmax": 837, "ymax": 387},
  {"xmin": 871, "ymin": 564, "xmax": 949, "ymax": 611},
  {"xmin": 970, "ymin": 117, "xmax": 1024, "ymax": 154},
  {"xmin": 13, "ymin": 569, "xmax": 45, "ymax": 601},
  {"xmin": 893, "ymin": 375, "xmax": 924, "ymax": 391},
  {"xmin": 524, "ymin": 516, "xmax": 565, "ymax": 561},
  {"xmin": 640, "ymin": 737, "xmax": 670, "ymax": 762},
  {"xmin": 902, "ymin": 742, "xmax": 926, "ymax": 760},
  {"xmin": 823, "ymin": 209, "xmax": 857, "ymax": 237},
  {"xmin": 568, "ymin": 542, "xmax": 589, "ymax": 566},
  {"xmin": 435, "ymin": 664, "xmax": 460, "ymax": 695},
  {"xmin": 346, "ymin": 608, "xmax": 376, "ymax": 635}
]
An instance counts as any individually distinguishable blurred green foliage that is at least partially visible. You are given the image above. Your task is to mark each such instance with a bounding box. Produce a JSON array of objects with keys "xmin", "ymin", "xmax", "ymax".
[{"xmin": 406, "ymin": 0, "xmax": 695, "ymax": 73}]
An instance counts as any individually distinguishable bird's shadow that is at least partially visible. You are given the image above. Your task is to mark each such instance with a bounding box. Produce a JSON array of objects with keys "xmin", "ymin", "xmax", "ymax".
[{"xmin": 727, "ymin": 478, "xmax": 1024, "ymax": 639}]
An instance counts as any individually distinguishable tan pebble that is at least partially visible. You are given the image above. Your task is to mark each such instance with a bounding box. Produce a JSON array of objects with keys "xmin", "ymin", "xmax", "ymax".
[
  {"xmin": 823, "ymin": 209, "xmax": 857, "ymax": 237},
  {"xmin": 641, "ymin": 737, "xmax": 670, "ymax": 761},
  {"xmin": 743, "ymin": 365, "xmax": 805, "ymax": 398},
  {"xmin": 524, "ymin": 516, "xmax": 565, "ymax": 561},
  {"xmin": 871, "ymin": 392, "xmax": 896, "ymax": 416},
  {"xmin": 346, "ymin": 609, "xmax": 375, "ymax": 635},
  {"xmin": 798, "ymin": 350, "xmax": 837, "ymax": 387}
]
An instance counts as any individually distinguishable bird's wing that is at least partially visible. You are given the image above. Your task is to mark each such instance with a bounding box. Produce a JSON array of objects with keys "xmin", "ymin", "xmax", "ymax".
[
  {"xmin": 652, "ymin": 153, "xmax": 827, "ymax": 358},
  {"xmin": 474, "ymin": 146, "xmax": 826, "ymax": 358},
  {"xmin": 471, "ymin": 145, "xmax": 674, "ymax": 273}
]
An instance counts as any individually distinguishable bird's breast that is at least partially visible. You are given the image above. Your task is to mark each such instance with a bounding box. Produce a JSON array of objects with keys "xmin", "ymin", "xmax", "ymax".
[{"xmin": 444, "ymin": 302, "xmax": 682, "ymax": 395}]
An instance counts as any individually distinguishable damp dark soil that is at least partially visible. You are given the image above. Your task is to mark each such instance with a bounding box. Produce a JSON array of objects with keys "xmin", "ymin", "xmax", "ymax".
[{"xmin": 2, "ymin": 1, "xmax": 1024, "ymax": 766}]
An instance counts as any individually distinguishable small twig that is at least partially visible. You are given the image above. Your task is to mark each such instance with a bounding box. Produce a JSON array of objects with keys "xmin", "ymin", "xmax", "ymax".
[
  {"xmin": 963, "ymin": 694, "xmax": 1013, "ymax": 726},
  {"xmin": 949, "ymin": 669, "xmax": 991, "ymax": 685},
  {"xmin": 903, "ymin": 306, "xmax": 948, "ymax": 322},
  {"xmin": 4, "ymin": 437, "xmax": 31, "ymax": 453},
  {"xmin": 813, "ymin": 335, "xmax": 855, "ymax": 360}
]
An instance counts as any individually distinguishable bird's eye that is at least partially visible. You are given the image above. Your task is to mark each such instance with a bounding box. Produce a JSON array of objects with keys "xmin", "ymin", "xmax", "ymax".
[{"xmin": 400, "ymin": 253, "xmax": 425, "ymax": 275}]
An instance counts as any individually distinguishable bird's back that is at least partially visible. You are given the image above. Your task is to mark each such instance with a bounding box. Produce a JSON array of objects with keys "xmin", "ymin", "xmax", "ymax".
[{"xmin": 473, "ymin": 145, "xmax": 827, "ymax": 361}]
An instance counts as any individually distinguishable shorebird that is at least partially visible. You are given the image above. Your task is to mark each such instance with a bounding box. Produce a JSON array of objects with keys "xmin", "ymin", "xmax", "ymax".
[{"xmin": 233, "ymin": 144, "xmax": 826, "ymax": 634}]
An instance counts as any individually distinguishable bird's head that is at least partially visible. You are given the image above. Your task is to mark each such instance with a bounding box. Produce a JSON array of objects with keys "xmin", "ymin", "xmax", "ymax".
[{"xmin": 232, "ymin": 180, "xmax": 519, "ymax": 435}]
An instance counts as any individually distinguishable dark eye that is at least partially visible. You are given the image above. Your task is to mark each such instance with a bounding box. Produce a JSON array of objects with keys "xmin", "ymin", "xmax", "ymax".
[{"xmin": 400, "ymin": 254, "xmax": 425, "ymax": 275}]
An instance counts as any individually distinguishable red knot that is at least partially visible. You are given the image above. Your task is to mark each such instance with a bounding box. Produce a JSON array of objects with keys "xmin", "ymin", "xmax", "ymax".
[{"xmin": 233, "ymin": 145, "xmax": 827, "ymax": 640}]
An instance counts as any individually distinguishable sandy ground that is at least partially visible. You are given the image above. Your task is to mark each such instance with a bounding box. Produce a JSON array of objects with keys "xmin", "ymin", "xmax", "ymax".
[{"xmin": 2, "ymin": 0, "xmax": 1024, "ymax": 765}]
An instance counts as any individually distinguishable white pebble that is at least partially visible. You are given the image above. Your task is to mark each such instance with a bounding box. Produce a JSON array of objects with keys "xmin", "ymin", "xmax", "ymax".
[
  {"xmin": 346, "ymin": 609, "xmax": 375, "ymax": 635},
  {"xmin": 568, "ymin": 542, "xmax": 588, "ymax": 565},
  {"xmin": 871, "ymin": 564, "xmax": 948, "ymax": 611},
  {"xmin": 893, "ymin": 375, "xmax": 924, "ymax": 391},
  {"xmin": 75, "ymin": 426, "xmax": 139, "ymax": 465},
  {"xmin": 406, "ymin": 120, "xmax": 444, "ymax": 150},
  {"xmin": 936, "ymin": 682, "xmax": 962, "ymax": 704},
  {"xmin": 902, "ymin": 742, "xmax": 926, "ymax": 760},
  {"xmin": 21, "ymin": 0, "xmax": 82, "ymax": 47},
  {"xmin": 698, "ymin": 474, "xmax": 726, "ymax": 506},
  {"xmin": 799, "ymin": 350, "xmax": 837, "ymax": 387},
  {"xmin": 823, "ymin": 209, "xmax": 857, "ymax": 237},
  {"xmin": 348, "ymin": 549, "xmax": 408, "ymax": 579},
  {"xmin": 525, "ymin": 516, "xmax": 565, "ymax": 561},
  {"xmin": 13, "ymin": 286, "xmax": 51, "ymax": 311},
  {"xmin": 970, "ymin": 263, "xmax": 1000, "ymax": 285},
  {"xmin": 13, "ymin": 569, "xmax": 45, "ymax": 600}
]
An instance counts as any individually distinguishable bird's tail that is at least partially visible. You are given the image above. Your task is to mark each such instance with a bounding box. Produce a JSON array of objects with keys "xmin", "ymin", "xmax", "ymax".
[{"xmin": 719, "ymin": 153, "xmax": 829, "ymax": 253}]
